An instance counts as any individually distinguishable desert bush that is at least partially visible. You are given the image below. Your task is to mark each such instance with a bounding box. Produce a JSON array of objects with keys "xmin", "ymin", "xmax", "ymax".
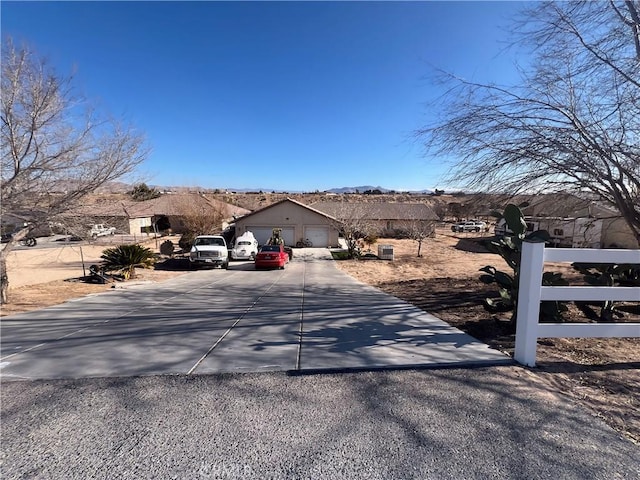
[
  {"xmin": 179, "ymin": 233, "xmax": 196, "ymax": 252},
  {"xmin": 363, "ymin": 234, "xmax": 378, "ymax": 251},
  {"xmin": 160, "ymin": 239, "xmax": 175, "ymax": 257},
  {"xmin": 101, "ymin": 244, "xmax": 155, "ymax": 280}
]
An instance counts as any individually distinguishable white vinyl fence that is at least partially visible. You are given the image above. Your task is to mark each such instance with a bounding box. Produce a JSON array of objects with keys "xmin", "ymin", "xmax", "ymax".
[{"xmin": 515, "ymin": 242, "xmax": 640, "ymax": 367}]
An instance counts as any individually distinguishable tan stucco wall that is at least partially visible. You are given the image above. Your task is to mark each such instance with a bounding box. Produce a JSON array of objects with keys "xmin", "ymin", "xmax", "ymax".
[
  {"xmin": 235, "ymin": 201, "xmax": 339, "ymax": 247},
  {"xmin": 602, "ymin": 218, "xmax": 639, "ymax": 249},
  {"xmin": 128, "ymin": 217, "xmax": 153, "ymax": 235}
]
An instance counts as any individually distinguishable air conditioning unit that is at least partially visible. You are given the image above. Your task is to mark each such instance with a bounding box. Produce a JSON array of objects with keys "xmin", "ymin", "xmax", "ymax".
[{"xmin": 378, "ymin": 244, "xmax": 394, "ymax": 261}]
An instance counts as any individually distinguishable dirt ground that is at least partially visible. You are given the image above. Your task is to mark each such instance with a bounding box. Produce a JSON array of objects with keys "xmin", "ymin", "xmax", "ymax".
[{"xmin": 1, "ymin": 230, "xmax": 638, "ymax": 444}]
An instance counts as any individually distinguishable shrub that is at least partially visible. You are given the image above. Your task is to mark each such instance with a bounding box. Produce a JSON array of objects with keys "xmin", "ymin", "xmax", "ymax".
[
  {"xmin": 160, "ymin": 239, "xmax": 175, "ymax": 257},
  {"xmin": 101, "ymin": 244, "xmax": 155, "ymax": 280},
  {"xmin": 178, "ymin": 233, "xmax": 196, "ymax": 252},
  {"xmin": 331, "ymin": 251, "xmax": 351, "ymax": 260}
]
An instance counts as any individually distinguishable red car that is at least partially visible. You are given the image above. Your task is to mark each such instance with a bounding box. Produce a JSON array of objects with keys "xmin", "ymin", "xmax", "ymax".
[{"xmin": 255, "ymin": 244, "xmax": 289, "ymax": 269}]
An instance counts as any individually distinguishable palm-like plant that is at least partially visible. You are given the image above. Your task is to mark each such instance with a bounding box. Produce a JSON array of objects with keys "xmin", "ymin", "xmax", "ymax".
[{"xmin": 101, "ymin": 244, "xmax": 155, "ymax": 280}]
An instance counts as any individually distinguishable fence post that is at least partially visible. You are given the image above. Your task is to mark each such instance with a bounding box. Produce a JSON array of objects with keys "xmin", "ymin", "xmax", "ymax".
[{"xmin": 514, "ymin": 241, "xmax": 545, "ymax": 367}]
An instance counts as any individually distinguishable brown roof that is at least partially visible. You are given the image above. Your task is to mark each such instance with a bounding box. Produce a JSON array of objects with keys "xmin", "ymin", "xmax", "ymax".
[
  {"xmin": 235, "ymin": 198, "xmax": 337, "ymax": 222},
  {"xmin": 64, "ymin": 194, "xmax": 250, "ymax": 219},
  {"xmin": 311, "ymin": 201, "xmax": 439, "ymax": 221},
  {"xmin": 124, "ymin": 194, "xmax": 250, "ymax": 219}
]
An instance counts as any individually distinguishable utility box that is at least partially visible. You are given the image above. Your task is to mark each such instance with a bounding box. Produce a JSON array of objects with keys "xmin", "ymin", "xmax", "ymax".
[{"xmin": 378, "ymin": 244, "xmax": 394, "ymax": 261}]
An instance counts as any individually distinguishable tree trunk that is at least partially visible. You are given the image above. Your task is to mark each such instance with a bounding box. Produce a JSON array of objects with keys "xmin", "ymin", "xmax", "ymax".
[{"xmin": 0, "ymin": 254, "xmax": 9, "ymax": 304}]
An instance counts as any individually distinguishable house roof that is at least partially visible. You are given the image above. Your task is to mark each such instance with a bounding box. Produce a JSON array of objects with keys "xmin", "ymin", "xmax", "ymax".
[
  {"xmin": 235, "ymin": 198, "xmax": 338, "ymax": 223},
  {"xmin": 310, "ymin": 201, "xmax": 439, "ymax": 221},
  {"xmin": 124, "ymin": 194, "xmax": 250, "ymax": 219},
  {"xmin": 62, "ymin": 194, "xmax": 250, "ymax": 220},
  {"xmin": 515, "ymin": 193, "xmax": 619, "ymax": 219}
]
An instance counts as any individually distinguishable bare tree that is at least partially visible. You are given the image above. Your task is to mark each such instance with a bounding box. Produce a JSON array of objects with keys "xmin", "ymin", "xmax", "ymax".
[
  {"xmin": 418, "ymin": 1, "xmax": 640, "ymax": 244},
  {"xmin": 318, "ymin": 201, "xmax": 380, "ymax": 258},
  {"xmin": 171, "ymin": 194, "xmax": 226, "ymax": 236},
  {"xmin": 1, "ymin": 39, "xmax": 148, "ymax": 303},
  {"xmin": 406, "ymin": 218, "xmax": 435, "ymax": 257}
]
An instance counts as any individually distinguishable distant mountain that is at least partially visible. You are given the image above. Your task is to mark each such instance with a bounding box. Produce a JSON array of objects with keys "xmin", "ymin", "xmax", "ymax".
[{"xmin": 326, "ymin": 186, "xmax": 433, "ymax": 194}]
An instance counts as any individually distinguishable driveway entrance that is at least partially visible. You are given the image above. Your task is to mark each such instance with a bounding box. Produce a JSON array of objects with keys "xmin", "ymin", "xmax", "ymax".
[{"xmin": 1, "ymin": 250, "xmax": 509, "ymax": 380}]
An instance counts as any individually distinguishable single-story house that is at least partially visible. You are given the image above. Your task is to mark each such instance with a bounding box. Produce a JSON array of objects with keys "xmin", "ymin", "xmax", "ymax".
[
  {"xmin": 124, "ymin": 194, "xmax": 250, "ymax": 235},
  {"xmin": 57, "ymin": 194, "xmax": 249, "ymax": 237},
  {"xmin": 310, "ymin": 201, "xmax": 439, "ymax": 237},
  {"xmin": 233, "ymin": 198, "xmax": 340, "ymax": 247},
  {"xmin": 501, "ymin": 194, "xmax": 638, "ymax": 249}
]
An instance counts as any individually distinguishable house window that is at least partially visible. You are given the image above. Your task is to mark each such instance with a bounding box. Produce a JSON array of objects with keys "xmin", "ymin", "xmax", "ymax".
[
  {"xmin": 386, "ymin": 221, "xmax": 393, "ymax": 229},
  {"xmin": 553, "ymin": 228, "xmax": 564, "ymax": 236}
]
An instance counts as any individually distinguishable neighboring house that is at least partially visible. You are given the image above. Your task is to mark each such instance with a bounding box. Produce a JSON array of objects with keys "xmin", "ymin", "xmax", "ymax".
[
  {"xmin": 311, "ymin": 201, "xmax": 439, "ymax": 237},
  {"xmin": 495, "ymin": 194, "xmax": 639, "ymax": 249},
  {"xmin": 59, "ymin": 194, "xmax": 249, "ymax": 236},
  {"xmin": 233, "ymin": 198, "xmax": 340, "ymax": 247},
  {"xmin": 124, "ymin": 194, "xmax": 250, "ymax": 235}
]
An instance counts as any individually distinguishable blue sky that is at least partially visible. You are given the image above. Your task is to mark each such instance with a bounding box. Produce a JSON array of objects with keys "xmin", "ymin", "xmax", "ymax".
[{"xmin": 2, "ymin": 1, "xmax": 525, "ymax": 192}]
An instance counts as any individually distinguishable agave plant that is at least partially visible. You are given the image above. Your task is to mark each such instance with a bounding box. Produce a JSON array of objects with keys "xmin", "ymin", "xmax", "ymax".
[{"xmin": 101, "ymin": 244, "xmax": 155, "ymax": 280}]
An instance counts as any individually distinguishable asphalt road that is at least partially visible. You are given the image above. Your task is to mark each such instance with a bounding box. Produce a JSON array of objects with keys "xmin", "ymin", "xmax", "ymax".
[{"xmin": 2, "ymin": 368, "xmax": 638, "ymax": 479}]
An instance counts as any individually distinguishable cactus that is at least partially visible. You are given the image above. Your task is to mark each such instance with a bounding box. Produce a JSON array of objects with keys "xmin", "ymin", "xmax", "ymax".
[
  {"xmin": 479, "ymin": 204, "xmax": 567, "ymax": 323},
  {"xmin": 571, "ymin": 263, "xmax": 640, "ymax": 321}
]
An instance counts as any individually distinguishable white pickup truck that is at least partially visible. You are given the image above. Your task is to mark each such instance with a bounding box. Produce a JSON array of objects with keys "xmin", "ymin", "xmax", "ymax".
[
  {"xmin": 89, "ymin": 224, "xmax": 116, "ymax": 239},
  {"xmin": 189, "ymin": 235, "xmax": 229, "ymax": 269}
]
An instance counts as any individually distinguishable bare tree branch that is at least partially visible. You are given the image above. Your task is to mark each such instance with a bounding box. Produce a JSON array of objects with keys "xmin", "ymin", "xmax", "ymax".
[
  {"xmin": 0, "ymin": 39, "xmax": 149, "ymax": 303},
  {"xmin": 418, "ymin": 1, "xmax": 640, "ymax": 244}
]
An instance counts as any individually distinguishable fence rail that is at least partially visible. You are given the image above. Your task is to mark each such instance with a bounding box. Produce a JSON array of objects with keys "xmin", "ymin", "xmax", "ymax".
[{"xmin": 514, "ymin": 242, "xmax": 640, "ymax": 367}]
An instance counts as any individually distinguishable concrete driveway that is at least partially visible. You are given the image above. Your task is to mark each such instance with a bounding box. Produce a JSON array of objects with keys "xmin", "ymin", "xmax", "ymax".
[{"xmin": 0, "ymin": 250, "xmax": 509, "ymax": 380}]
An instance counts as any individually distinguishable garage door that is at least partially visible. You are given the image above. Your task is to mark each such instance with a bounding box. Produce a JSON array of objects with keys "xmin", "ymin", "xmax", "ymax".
[
  {"xmin": 304, "ymin": 227, "xmax": 329, "ymax": 247},
  {"xmin": 247, "ymin": 227, "xmax": 294, "ymax": 246}
]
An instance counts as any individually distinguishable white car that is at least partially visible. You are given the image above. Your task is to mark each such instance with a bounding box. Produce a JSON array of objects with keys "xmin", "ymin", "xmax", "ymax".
[
  {"xmin": 451, "ymin": 221, "xmax": 487, "ymax": 233},
  {"xmin": 231, "ymin": 231, "xmax": 259, "ymax": 260}
]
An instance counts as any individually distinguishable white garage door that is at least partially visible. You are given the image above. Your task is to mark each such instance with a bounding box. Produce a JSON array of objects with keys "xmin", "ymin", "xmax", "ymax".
[
  {"xmin": 247, "ymin": 227, "xmax": 294, "ymax": 246},
  {"xmin": 304, "ymin": 227, "xmax": 329, "ymax": 247}
]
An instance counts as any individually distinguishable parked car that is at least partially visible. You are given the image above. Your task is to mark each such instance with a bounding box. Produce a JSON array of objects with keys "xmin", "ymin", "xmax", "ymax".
[
  {"xmin": 451, "ymin": 220, "xmax": 487, "ymax": 233},
  {"xmin": 189, "ymin": 235, "xmax": 229, "ymax": 269},
  {"xmin": 255, "ymin": 244, "xmax": 289, "ymax": 270},
  {"xmin": 231, "ymin": 231, "xmax": 259, "ymax": 260},
  {"xmin": 89, "ymin": 224, "xmax": 116, "ymax": 239}
]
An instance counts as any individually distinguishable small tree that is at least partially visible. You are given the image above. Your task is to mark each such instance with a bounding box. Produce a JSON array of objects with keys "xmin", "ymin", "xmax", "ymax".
[
  {"xmin": 407, "ymin": 219, "xmax": 434, "ymax": 257},
  {"xmin": 129, "ymin": 183, "xmax": 161, "ymax": 201},
  {"xmin": 1, "ymin": 39, "xmax": 148, "ymax": 303},
  {"xmin": 328, "ymin": 202, "xmax": 380, "ymax": 259},
  {"xmin": 172, "ymin": 194, "xmax": 226, "ymax": 236}
]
